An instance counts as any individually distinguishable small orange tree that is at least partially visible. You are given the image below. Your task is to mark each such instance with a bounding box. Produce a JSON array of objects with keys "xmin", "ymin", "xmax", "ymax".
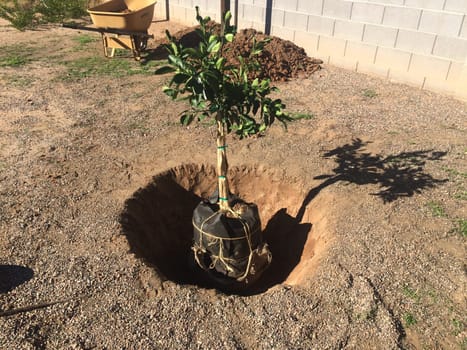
[
  {"xmin": 156, "ymin": 8, "xmax": 294, "ymax": 286},
  {"xmin": 157, "ymin": 7, "xmax": 291, "ymax": 211}
]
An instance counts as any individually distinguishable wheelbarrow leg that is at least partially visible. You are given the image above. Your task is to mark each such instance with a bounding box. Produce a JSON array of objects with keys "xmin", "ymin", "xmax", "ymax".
[
  {"xmin": 130, "ymin": 35, "xmax": 142, "ymax": 61},
  {"xmin": 101, "ymin": 33, "xmax": 115, "ymax": 58}
]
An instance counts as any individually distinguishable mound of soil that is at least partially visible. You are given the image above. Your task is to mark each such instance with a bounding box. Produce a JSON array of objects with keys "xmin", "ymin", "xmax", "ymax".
[
  {"xmin": 224, "ymin": 28, "xmax": 323, "ymax": 81},
  {"xmin": 156, "ymin": 25, "xmax": 322, "ymax": 81}
]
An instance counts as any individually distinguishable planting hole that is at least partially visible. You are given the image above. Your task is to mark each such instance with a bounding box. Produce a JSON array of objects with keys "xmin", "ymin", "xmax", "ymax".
[{"xmin": 121, "ymin": 164, "xmax": 325, "ymax": 294}]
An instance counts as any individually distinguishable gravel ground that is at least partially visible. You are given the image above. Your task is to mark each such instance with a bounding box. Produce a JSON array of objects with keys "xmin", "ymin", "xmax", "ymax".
[{"xmin": 0, "ymin": 19, "xmax": 466, "ymax": 349}]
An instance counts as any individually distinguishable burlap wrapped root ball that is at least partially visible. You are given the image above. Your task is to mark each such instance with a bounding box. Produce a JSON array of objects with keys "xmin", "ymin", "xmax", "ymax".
[{"xmin": 192, "ymin": 194, "xmax": 272, "ymax": 290}]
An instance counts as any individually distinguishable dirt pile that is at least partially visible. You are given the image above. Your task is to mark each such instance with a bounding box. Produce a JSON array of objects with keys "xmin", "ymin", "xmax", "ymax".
[
  {"xmin": 169, "ymin": 26, "xmax": 323, "ymax": 81},
  {"xmin": 224, "ymin": 28, "xmax": 323, "ymax": 81}
]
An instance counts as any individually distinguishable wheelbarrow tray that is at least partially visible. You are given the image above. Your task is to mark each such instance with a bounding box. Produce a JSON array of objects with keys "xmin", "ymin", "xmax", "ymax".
[{"xmin": 87, "ymin": 0, "xmax": 156, "ymax": 32}]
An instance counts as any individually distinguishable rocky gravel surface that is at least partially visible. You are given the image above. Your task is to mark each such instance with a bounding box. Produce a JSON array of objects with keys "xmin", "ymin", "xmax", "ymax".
[{"xmin": 0, "ymin": 19, "xmax": 466, "ymax": 349}]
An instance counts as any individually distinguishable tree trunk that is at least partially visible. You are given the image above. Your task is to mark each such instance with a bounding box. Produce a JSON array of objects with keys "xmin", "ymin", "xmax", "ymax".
[{"xmin": 216, "ymin": 114, "xmax": 230, "ymax": 211}]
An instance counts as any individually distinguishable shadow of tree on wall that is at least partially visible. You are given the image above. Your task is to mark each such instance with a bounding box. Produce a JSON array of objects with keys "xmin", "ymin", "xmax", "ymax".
[{"xmin": 296, "ymin": 138, "xmax": 447, "ymax": 221}]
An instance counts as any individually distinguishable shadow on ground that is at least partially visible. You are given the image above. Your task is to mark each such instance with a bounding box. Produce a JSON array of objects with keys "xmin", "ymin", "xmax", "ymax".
[
  {"xmin": 0, "ymin": 265, "xmax": 34, "ymax": 293},
  {"xmin": 297, "ymin": 138, "xmax": 447, "ymax": 220},
  {"xmin": 120, "ymin": 164, "xmax": 312, "ymax": 295},
  {"xmin": 120, "ymin": 142, "xmax": 446, "ymax": 295}
]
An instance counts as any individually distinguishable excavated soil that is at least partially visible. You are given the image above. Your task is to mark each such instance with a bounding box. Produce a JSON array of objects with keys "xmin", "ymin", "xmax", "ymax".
[
  {"xmin": 0, "ymin": 18, "xmax": 466, "ymax": 350},
  {"xmin": 121, "ymin": 164, "xmax": 322, "ymax": 294},
  {"xmin": 149, "ymin": 24, "xmax": 322, "ymax": 81}
]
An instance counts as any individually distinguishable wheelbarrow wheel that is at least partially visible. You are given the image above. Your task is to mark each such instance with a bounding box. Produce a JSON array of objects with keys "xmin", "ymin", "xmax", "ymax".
[{"xmin": 134, "ymin": 36, "xmax": 148, "ymax": 52}]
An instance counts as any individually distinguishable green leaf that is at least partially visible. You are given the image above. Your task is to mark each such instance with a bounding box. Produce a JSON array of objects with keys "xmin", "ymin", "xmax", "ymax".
[
  {"xmin": 208, "ymin": 34, "xmax": 217, "ymax": 44},
  {"xmin": 208, "ymin": 41, "xmax": 221, "ymax": 53},
  {"xmin": 162, "ymin": 87, "xmax": 177, "ymax": 98},
  {"xmin": 224, "ymin": 10, "xmax": 232, "ymax": 23},
  {"xmin": 224, "ymin": 33, "xmax": 234, "ymax": 42},
  {"xmin": 170, "ymin": 42, "xmax": 179, "ymax": 56},
  {"xmin": 199, "ymin": 42, "xmax": 207, "ymax": 55},
  {"xmin": 215, "ymin": 57, "xmax": 225, "ymax": 70},
  {"xmin": 182, "ymin": 47, "xmax": 198, "ymax": 57},
  {"xmin": 172, "ymin": 73, "xmax": 191, "ymax": 84},
  {"xmin": 180, "ymin": 114, "xmax": 194, "ymax": 126},
  {"xmin": 168, "ymin": 54, "xmax": 180, "ymax": 66}
]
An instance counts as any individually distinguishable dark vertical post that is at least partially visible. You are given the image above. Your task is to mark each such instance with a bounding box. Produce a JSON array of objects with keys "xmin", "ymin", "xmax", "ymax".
[
  {"xmin": 220, "ymin": 0, "xmax": 231, "ymax": 29},
  {"xmin": 265, "ymin": 0, "xmax": 272, "ymax": 35},
  {"xmin": 233, "ymin": 0, "xmax": 238, "ymax": 28},
  {"xmin": 165, "ymin": 0, "xmax": 170, "ymax": 20},
  {"xmin": 222, "ymin": 0, "xmax": 230, "ymax": 13}
]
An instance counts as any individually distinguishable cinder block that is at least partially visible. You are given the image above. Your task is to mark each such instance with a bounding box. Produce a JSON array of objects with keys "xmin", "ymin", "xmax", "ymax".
[
  {"xmin": 273, "ymin": 0, "xmax": 298, "ymax": 11},
  {"xmin": 329, "ymin": 55, "xmax": 358, "ymax": 71},
  {"xmin": 237, "ymin": 19, "xmax": 254, "ymax": 30},
  {"xmin": 425, "ymin": 63, "xmax": 467, "ymax": 95},
  {"xmin": 357, "ymin": 61, "xmax": 390, "ymax": 77},
  {"xmin": 270, "ymin": 8, "xmax": 286, "ymax": 27},
  {"xmin": 375, "ymin": 47, "xmax": 411, "ymax": 71},
  {"xmin": 389, "ymin": 69, "xmax": 425, "ymax": 88},
  {"xmin": 297, "ymin": 0, "xmax": 323, "ymax": 15},
  {"xmin": 444, "ymin": 0, "xmax": 467, "ymax": 13},
  {"xmin": 433, "ymin": 36, "xmax": 467, "ymax": 61},
  {"xmin": 307, "ymin": 14, "xmax": 335, "ymax": 36},
  {"xmin": 395, "ymin": 29, "xmax": 436, "ymax": 55},
  {"xmin": 423, "ymin": 76, "xmax": 457, "ymax": 96},
  {"xmin": 382, "ymin": 6, "xmax": 422, "ymax": 30},
  {"xmin": 408, "ymin": 53, "xmax": 452, "ymax": 80},
  {"xmin": 154, "ymin": 2, "xmax": 167, "ymax": 19},
  {"xmin": 449, "ymin": 62, "xmax": 467, "ymax": 101},
  {"xmin": 170, "ymin": 5, "xmax": 188, "ymax": 22},
  {"xmin": 250, "ymin": 21, "xmax": 265, "ymax": 32},
  {"xmin": 271, "ymin": 9, "xmax": 285, "ymax": 27},
  {"xmin": 284, "ymin": 11, "xmax": 309, "ymax": 31},
  {"xmin": 322, "ymin": 0, "xmax": 352, "ymax": 19},
  {"xmin": 405, "ymin": 0, "xmax": 445, "ymax": 10},
  {"xmin": 241, "ymin": 4, "xmax": 264, "ymax": 23},
  {"xmin": 446, "ymin": 62, "xmax": 466, "ymax": 83},
  {"xmin": 351, "ymin": 2, "xmax": 385, "ymax": 24},
  {"xmin": 367, "ymin": 0, "xmax": 403, "ymax": 4},
  {"xmin": 461, "ymin": 20, "xmax": 467, "ymax": 39},
  {"xmin": 363, "ymin": 24, "xmax": 398, "ymax": 47},
  {"xmin": 334, "ymin": 19, "xmax": 364, "ymax": 41},
  {"xmin": 271, "ymin": 26, "xmax": 296, "ymax": 41},
  {"xmin": 294, "ymin": 30, "xmax": 320, "ymax": 55},
  {"xmin": 318, "ymin": 35, "xmax": 347, "ymax": 56},
  {"xmin": 345, "ymin": 41, "xmax": 377, "ymax": 64},
  {"xmin": 206, "ymin": 0, "xmax": 219, "ymax": 13},
  {"xmin": 418, "ymin": 10, "xmax": 464, "ymax": 36},
  {"xmin": 180, "ymin": 0, "xmax": 193, "ymax": 7},
  {"xmin": 192, "ymin": 0, "xmax": 207, "ymax": 10}
]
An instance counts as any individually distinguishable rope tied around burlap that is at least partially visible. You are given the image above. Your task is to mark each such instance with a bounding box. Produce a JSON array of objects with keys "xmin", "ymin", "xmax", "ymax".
[{"xmin": 192, "ymin": 206, "xmax": 259, "ymax": 282}]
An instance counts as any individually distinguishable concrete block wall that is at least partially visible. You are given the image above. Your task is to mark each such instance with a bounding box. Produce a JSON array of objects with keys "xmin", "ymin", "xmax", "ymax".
[
  {"xmin": 155, "ymin": 0, "xmax": 467, "ymax": 101},
  {"xmin": 154, "ymin": 0, "xmax": 220, "ymax": 24}
]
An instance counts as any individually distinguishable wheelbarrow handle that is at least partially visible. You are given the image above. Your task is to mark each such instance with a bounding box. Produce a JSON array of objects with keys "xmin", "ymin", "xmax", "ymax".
[{"xmin": 62, "ymin": 23, "xmax": 154, "ymax": 39}]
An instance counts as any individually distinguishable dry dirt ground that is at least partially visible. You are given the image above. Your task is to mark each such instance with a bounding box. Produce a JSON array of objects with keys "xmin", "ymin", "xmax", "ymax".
[{"xmin": 0, "ymin": 17, "xmax": 466, "ymax": 350}]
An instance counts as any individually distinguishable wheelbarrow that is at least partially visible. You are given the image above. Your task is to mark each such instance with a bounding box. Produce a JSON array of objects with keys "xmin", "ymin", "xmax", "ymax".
[{"xmin": 64, "ymin": 0, "xmax": 157, "ymax": 60}]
